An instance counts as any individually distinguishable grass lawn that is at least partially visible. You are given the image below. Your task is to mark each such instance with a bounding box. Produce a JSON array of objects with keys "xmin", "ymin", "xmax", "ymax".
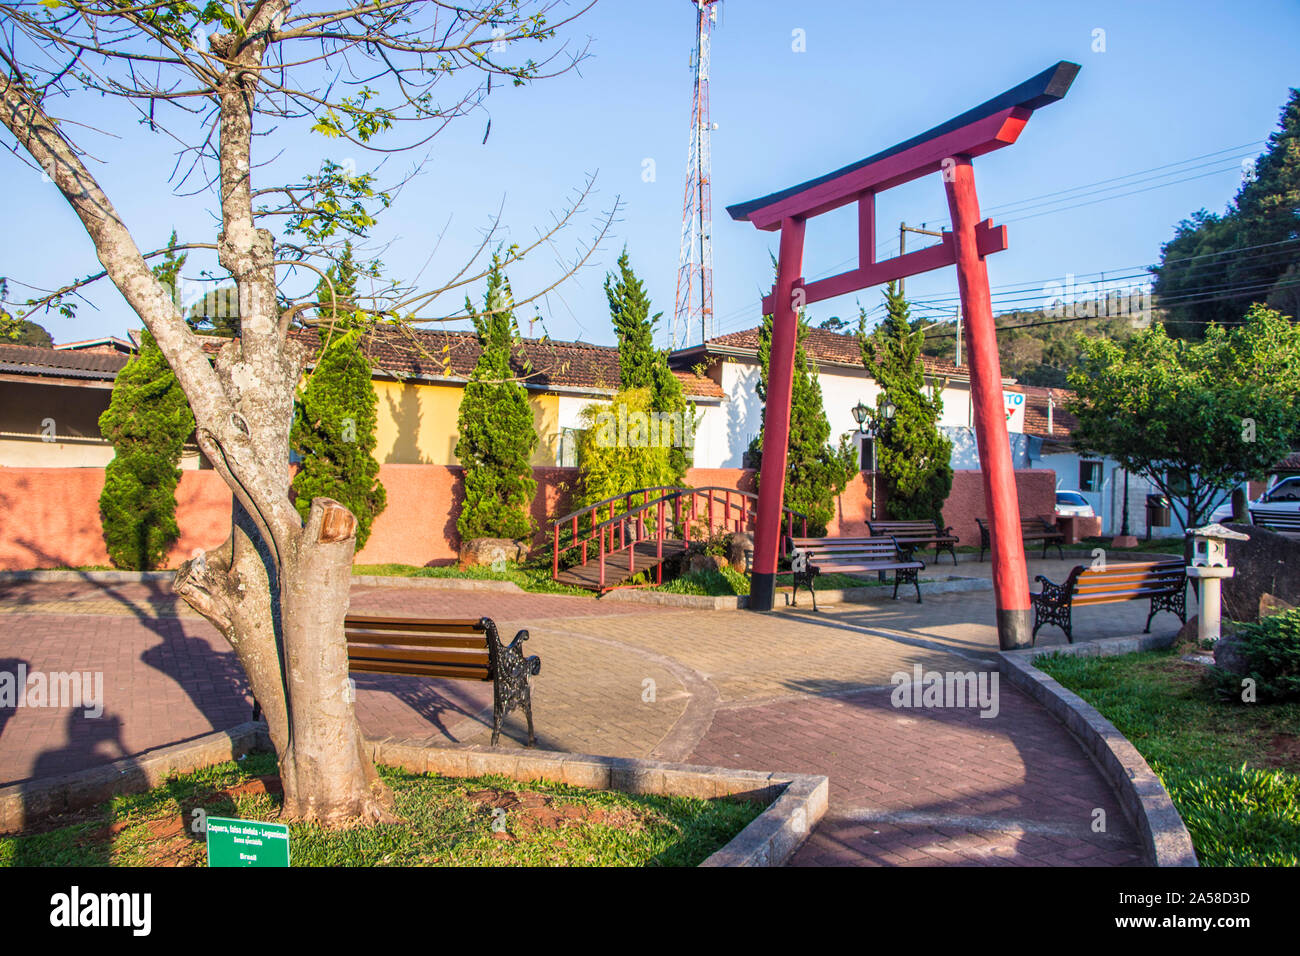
[
  {"xmin": 658, "ymin": 565, "xmax": 891, "ymax": 597},
  {"xmin": 1035, "ymin": 649, "xmax": 1300, "ymax": 866},
  {"xmin": 0, "ymin": 752, "xmax": 763, "ymax": 867},
  {"xmin": 353, "ymin": 561, "xmax": 590, "ymax": 596}
]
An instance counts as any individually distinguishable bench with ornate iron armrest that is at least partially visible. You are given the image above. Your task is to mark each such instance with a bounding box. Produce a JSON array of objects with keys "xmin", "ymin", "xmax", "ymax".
[
  {"xmin": 867, "ymin": 519, "xmax": 959, "ymax": 566},
  {"xmin": 975, "ymin": 514, "xmax": 1064, "ymax": 562},
  {"xmin": 1030, "ymin": 560, "xmax": 1186, "ymax": 644},
  {"xmin": 254, "ymin": 614, "xmax": 541, "ymax": 746},
  {"xmin": 786, "ymin": 536, "xmax": 925, "ymax": 611}
]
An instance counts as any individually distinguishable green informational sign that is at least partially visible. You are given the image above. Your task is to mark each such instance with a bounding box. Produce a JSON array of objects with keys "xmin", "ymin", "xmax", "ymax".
[{"xmin": 206, "ymin": 817, "xmax": 290, "ymax": 867}]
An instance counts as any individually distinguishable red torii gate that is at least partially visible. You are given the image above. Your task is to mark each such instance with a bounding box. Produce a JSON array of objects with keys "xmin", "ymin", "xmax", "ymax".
[{"xmin": 729, "ymin": 61, "xmax": 1079, "ymax": 649}]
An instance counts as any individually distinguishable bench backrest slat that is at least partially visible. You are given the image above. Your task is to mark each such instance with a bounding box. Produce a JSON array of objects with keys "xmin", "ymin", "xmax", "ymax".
[
  {"xmin": 345, "ymin": 614, "xmax": 485, "ymax": 634},
  {"xmin": 344, "ymin": 614, "xmax": 493, "ymax": 680}
]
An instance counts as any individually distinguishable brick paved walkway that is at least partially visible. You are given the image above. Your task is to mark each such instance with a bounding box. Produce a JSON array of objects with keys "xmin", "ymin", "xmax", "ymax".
[{"xmin": 0, "ymin": 559, "xmax": 1180, "ymax": 865}]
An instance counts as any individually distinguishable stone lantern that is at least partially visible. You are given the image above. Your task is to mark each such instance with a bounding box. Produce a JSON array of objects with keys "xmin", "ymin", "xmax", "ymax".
[{"xmin": 1185, "ymin": 523, "xmax": 1250, "ymax": 642}]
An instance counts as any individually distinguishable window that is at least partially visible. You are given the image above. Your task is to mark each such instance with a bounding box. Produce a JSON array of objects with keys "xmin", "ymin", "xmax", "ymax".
[
  {"xmin": 1266, "ymin": 477, "xmax": 1300, "ymax": 502},
  {"xmin": 557, "ymin": 427, "xmax": 581, "ymax": 468},
  {"xmin": 1079, "ymin": 459, "xmax": 1102, "ymax": 493}
]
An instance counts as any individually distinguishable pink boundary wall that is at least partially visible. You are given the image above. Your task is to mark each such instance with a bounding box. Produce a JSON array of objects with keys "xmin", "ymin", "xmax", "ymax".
[{"xmin": 0, "ymin": 465, "xmax": 1056, "ymax": 571}]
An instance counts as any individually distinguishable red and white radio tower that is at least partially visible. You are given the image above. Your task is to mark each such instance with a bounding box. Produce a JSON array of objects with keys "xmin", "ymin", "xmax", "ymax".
[{"xmin": 673, "ymin": 0, "xmax": 721, "ymax": 349}]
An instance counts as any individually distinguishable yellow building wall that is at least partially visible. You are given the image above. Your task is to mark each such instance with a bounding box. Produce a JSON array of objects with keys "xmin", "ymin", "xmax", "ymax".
[{"xmin": 372, "ymin": 379, "xmax": 559, "ymax": 467}]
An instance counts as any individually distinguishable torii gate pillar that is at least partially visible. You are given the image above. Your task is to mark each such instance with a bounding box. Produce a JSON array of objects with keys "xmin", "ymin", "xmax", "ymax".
[{"xmin": 731, "ymin": 62, "xmax": 1078, "ymax": 650}]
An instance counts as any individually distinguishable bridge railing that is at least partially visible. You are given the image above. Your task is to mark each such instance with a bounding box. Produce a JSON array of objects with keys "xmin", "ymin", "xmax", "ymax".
[{"xmin": 549, "ymin": 486, "xmax": 809, "ymax": 591}]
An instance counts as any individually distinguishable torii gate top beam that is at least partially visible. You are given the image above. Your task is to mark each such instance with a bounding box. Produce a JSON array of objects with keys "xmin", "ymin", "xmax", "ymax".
[
  {"xmin": 729, "ymin": 61, "xmax": 1078, "ymax": 315},
  {"xmin": 727, "ymin": 61, "xmax": 1079, "ymax": 229}
]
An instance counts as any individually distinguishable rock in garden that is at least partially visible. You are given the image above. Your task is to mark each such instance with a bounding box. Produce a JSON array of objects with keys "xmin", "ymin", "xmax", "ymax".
[
  {"xmin": 1213, "ymin": 625, "xmax": 1251, "ymax": 677},
  {"xmin": 1220, "ymin": 524, "xmax": 1300, "ymax": 623},
  {"xmin": 728, "ymin": 532, "xmax": 754, "ymax": 571},
  {"xmin": 459, "ymin": 537, "xmax": 525, "ymax": 567},
  {"xmin": 1259, "ymin": 592, "xmax": 1296, "ymax": 619},
  {"xmin": 688, "ymin": 553, "xmax": 726, "ymax": 575}
]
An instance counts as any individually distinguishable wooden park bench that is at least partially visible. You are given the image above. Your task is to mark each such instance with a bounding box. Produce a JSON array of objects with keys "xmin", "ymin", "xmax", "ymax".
[
  {"xmin": 976, "ymin": 514, "xmax": 1064, "ymax": 562},
  {"xmin": 252, "ymin": 614, "xmax": 541, "ymax": 746},
  {"xmin": 1249, "ymin": 510, "xmax": 1300, "ymax": 534},
  {"xmin": 787, "ymin": 536, "xmax": 925, "ymax": 611},
  {"xmin": 867, "ymin": 519, "xmax": 959, "ymax": 566},
  {"xmin": 1030, "ymin": 560, "xmax": 1187, "ymax": 644}
]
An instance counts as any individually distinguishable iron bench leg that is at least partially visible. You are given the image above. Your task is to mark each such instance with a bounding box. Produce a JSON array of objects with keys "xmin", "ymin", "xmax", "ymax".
[
  {"xmin": 1145, "ymin": 586, "xmax": 1187, "ymax": 633},
  {"xmin": 489, "ymin": 625, "xmax": 542, "ymax": 746},
  {"xmin": 893, "ymin": 566, "xmax": 921, "ymax": 604}
]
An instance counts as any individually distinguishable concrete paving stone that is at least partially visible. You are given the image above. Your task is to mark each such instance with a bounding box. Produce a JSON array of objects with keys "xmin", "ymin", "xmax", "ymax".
[{"xmin": 0, "ymin": 570, "xmax": 1164, "ymax": 865}]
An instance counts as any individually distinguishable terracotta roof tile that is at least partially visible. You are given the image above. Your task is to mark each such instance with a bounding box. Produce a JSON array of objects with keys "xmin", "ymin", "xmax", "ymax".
[
  {"xmin": 0, "ymin": 342, "xmax": 129, "ymax": 379},
  {"xmin": 1007, "ymin": 384, "xmax": 1078, "ymax": 440},
  {"xmin": 201, "ymin": 326, "xmax": 724, "ymax": 399},
  {"xmin": 699, "ymin": 326, "xmax": 969, "ymax": 377}
]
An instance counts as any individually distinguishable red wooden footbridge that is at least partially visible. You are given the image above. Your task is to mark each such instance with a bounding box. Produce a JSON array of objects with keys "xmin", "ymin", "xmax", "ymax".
[{"xmin": 549, "ymin": 485, "xmax": 808, "ymax": 593}]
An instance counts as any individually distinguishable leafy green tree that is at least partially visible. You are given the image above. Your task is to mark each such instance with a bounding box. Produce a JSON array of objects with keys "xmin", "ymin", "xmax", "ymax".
[
  {"xmin": 604, "ymin": 248, "xmax": 694, "ymax": 480},
  {"xmin": 455, "ymin": 255, "xmax": 538, "ymax": 541},
  {"xmin": 1153, "ymin": 90, "xmax": 1300, "ymax": 338},
  {"xmin": 98, "ymin": 329, "xmax": 195, "ymax": 569},
  {"xmin": 575, "ymin": 386, "xmax": 678, "ymax": 508},
  {"xmin": 860, "ymin": 282, "xmax": 954, "ymax": 526},
  {"xmin": 186, "ymin": 283, "xmax": 241, "ymax": 337},
  {"xmin": 1068, "ymin": 305, "xmax": 1300, "ymax": 529},
  {"xmin": 97, "ymin": 240, "xmax": 196, "ymax": 570},
  {"xmin": 291, "ymin": 327, "xmax": 387, "ymax": 551},
  {"xmin": 292, "ymin": 243, "xmax": 387, "ymax": 549},
  {"xmin": 919, "ymin": 306, "xmax": 1138, "ymax": 388},
  {"xmin": 748, "ymin": 303, "xmax": 856, "ymax": 535}
]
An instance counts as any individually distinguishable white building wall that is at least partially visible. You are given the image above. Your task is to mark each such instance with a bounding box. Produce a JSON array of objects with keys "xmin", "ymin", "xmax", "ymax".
[
  {"xmin": 554, "ymin": 392, "xmax": 727, "ymax": 470},
  {"xmin": 716, "ymin": 356, "xmax": 980, "ymax": 469}
]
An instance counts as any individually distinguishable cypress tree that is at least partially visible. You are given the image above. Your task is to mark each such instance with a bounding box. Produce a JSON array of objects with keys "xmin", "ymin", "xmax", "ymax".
[
  {"xmin": 604, "ymin": 248, "xmax": 694, "ymax": 481},
  {"xmin": 98, "ymin": 329, "xmax": 195, "ymax": 569},
  {"xmin": 455, "ymin": 255, "xmax": 538, "ymax": 541},
  {"xmin": 291, "ymin": 339, "xmax": 387, "ymax": 550},
  {"xmin": 748, "ymin": 305, "xmax": 856, "ymax": 535},
  {"xmin": 859, "ymin": 281, "xmax": 953, "ymax": 525},
  {"xmin": 291, "ymin": 243, "xmax": 387, "ymax": 549}
]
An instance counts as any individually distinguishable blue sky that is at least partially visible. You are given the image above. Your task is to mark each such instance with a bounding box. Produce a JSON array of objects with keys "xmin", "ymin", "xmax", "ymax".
[{"xmin": 4, "ymin": 0, "xmax": 1299, "ymax": 349}]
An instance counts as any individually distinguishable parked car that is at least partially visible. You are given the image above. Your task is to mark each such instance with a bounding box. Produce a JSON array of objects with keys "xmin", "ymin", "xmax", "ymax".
[
  {"xmin": 1054, "ymin": 490, "xmax": 1096, "ymax": 518},
  {"xmin": 1209, "ymin": 476, "xmax": 1300, "ymax": 524}
]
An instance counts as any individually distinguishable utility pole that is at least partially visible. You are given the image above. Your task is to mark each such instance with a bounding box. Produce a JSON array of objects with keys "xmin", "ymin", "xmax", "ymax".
[
  {"xmin": 955, "ymin": 303, "xmax": 962, "ymax": 367},
  {"xmin": 898, "ymin": 222, "xmax": 945, "ymax": 298}
]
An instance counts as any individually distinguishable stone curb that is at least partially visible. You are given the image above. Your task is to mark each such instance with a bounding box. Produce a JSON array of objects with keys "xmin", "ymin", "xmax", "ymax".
[
  {"xmin": 0, "ymin": 569, "xmax": 176, "ymax": 584},
  {"xmin": 365, "ymin": 737, "xmax": 828, "ymax": 867},
  {"xmin": 0, "ymin": 722, "xmax": 270, "ymax": 833},
  {"xmin": 349, "ymin": 574, "xmax": 523, "ymax": 593},
  {"xmin": 997, "ymin": 632, "xmax": 1199, "ymax": 867},
  {"xmin": 1, "ymin": 725, "xmax": 828, "ymax": 867},
  {"xmin": 0, "ymin": 568, "xmax": 529, "ymax": 593},
  {"xmin": 602, "ymin": 574, "xmax": 993, "ymax": 611}
]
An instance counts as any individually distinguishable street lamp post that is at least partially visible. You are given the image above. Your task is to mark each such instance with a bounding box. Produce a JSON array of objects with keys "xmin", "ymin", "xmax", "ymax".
[{"xmin": 853, "ymin": 399, "xmax": 894, "ymax": 521}]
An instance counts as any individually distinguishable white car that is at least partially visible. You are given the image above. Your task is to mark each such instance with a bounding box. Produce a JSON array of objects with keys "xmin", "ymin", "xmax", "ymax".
[
  {"xmin": 1055, "ymin": 490, "xmax": 1096, "ymax": 518},
  {"xmin": 1209, "ymin": 476, "xmax": 1300, "ymax": 525}
]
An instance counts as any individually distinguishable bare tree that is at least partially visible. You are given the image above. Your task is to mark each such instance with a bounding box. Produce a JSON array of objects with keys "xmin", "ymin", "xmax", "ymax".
[{"xmin": 0, "ymin": 0, "xmax": 605, "ymax": 825}]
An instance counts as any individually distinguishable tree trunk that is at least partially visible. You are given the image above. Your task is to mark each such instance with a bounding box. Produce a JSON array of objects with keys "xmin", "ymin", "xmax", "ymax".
[
  {"xmin": 176, "ymin": 499, "xmax": 394, "ymax": 825},
  {"xmin": 2, "ymin": 4, "xmax": 394, "ymax": 828},
  {"xmin": 277, "ymin": 499, "xmax": 393, "ymax": 824}
]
